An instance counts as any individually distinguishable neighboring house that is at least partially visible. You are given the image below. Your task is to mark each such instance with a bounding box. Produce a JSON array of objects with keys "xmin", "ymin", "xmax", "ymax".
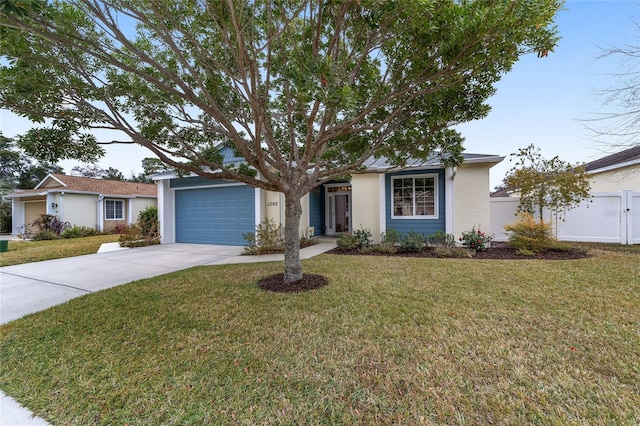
[
  {"xmin": 490, "ymin": 146, "xmax": 640, "ymax": 244},
  {"xmin": 153, "ymin": 147, "xmax": 503, "ymax": 246},
  {"xmin": 6, "ymin": 174, "xmax": 157, "ymax": 234},
  {"xmin": 584, "ymin": 145, "xmax": 640, "ymax": 192}
]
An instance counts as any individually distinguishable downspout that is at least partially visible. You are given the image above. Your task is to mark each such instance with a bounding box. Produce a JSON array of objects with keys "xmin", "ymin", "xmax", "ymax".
[
  {"xmin": 128, "ymin": 199, "xmax": 134, "ymax": 225},
  {"xmin": 445, "ymin": 167, "xmax": 456, "ymax": 235},
  {"xmin": 378, "ymin": 173, "xmax": 386, "ymax": 237},
  {"xmin": 59, "ymin": 192, "xmax": 64, "ymax": 222},
  {"xmin": 97, "ymin": 195, "xmax": 104, "ymax": 232}
]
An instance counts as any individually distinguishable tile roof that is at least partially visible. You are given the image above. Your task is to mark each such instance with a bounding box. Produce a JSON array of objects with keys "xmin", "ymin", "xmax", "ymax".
[
  {"xmin": 584, "ymin": 145, "xmax": 640, "ymax": 172},
  {"xmin": 11, "ymin": 174, "xmax": 157, "ymax": 197}
]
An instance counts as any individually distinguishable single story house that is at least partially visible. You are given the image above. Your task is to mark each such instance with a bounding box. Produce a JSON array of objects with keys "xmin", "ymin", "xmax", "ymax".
[
  {"xmin": 153, "ymin": 148, "xmax": 504, "ymax": 246},
  {"xmin": 584, "ymin": 145, "xmax": 640, "ymax": 192},
  {"xmin": 6, "ymin": 174, "xmax": 157, "ymax": 234}
]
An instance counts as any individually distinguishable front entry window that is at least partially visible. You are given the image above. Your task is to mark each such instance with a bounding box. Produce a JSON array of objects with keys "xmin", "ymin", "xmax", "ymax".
[
  {"xmin": 392, "ymin": 175, "xmax": 437, "ymax": 218},
  {"xmin": 105, "ymin": 199, "xmax": 124, "ymax": 220}
]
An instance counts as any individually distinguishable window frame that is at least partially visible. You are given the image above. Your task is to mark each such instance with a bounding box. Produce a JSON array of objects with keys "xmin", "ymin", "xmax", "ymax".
[
  {"xmin": 390, "ymin": 174, "xmax": 438, "ymax": 219},
  {"xmin": 105, "ymin": 199, "xmax": 124, "ymax": 221}
]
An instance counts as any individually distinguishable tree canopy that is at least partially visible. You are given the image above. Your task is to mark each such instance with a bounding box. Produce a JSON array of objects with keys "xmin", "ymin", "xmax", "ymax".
[
  {"xmin": 0, "ymin": 0, "xmax": 563, "ymax": 282},
  {"xmin": 504, "ymin": 144, "xmax": 591, "ymax": 222}
]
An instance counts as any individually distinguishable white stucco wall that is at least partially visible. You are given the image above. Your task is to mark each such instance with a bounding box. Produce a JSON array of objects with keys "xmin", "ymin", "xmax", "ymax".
[
  {"xmin": 453, "ymin": 164, "xmax": 492, "ymax": 239},
  {"xmin": 158, "ymin": 180, "xmax": 175, "ymax": 243},
  {"xmin": 60, "ymin": 193, "xmax": 99, "ymax": 228},
  {"xmin": 589, "ymin": 166, "xmax": 640, "ymax": 192},
  {"xmin": 261, "ymin": 190, "xmax": 310, "ymax": 237},
  {"xmin": 351, "ymin": 173, "xmax": 382, "ymax": 243}
]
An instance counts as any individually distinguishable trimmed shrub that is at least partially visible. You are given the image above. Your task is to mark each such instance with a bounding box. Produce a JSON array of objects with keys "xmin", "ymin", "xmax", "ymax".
[
  {"xmin": 381, "ymin": 228, "xmax": 401, "ymax": 245},
  {"xmin": 138, "ymin": 206, "xmax": 159, "ymax": 238},
  {"xmin": 31, "ymin": 214, "xmax": 70, "ymax": 235},
  {"xmin": 243, "ymin": 218, "xmax": 284, "ymax": 255},
  {"xmin": 504, "ymin": 213, "xmax": 555, "ymax": 254},
  {"xmin": 460, "ymin": 226, "xmax": 493, "ymax": 251},
  {"xmin": 352, "ymin": 228, "xmax": 372, "ymax": 248},
  {"xmin": 32, "ymin": 230, "xmax": 59, "ymax": 241},
  {"xmin": 336, "ymin": 233, "xmax": 358, "ymax": 250},
  {"xmin": 399, "ymin": 231, "xmax": 426, "ymax": 253},
  {"xmin": 366, "ymin": 244, "xmax": 397, "ymax": 254},
  {"xmin": 118, "ymin": 207, "xmax": 161, "ymax": 247},
  {"xmin": 61, "ymin": 226, "xmax": 99, "ymax": 239},
  {"xmin": 433, "ymin": 247, "xmax": 472, "ymax": 258},
  {"xmin": 111, "ymin": 223, "xmax": 131, "ymax": 235},
  {"xmin": 427, "ymin": 231, "xmax": 456, "ymax": 248}
]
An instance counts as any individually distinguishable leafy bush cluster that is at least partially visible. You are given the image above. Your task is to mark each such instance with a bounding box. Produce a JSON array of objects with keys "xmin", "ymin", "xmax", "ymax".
[
  {"xmin": 337, "ymin": 228, "xmax": 374, "ymax": 250},
  {"xmin": 504, "ymin": 213, "xmax": 555, "ymax": 255},
  {"xmin": 61, "ymin": 226, "xmax": 99, "ymax": 239},
  {"xmin": 459, "ymin": 226, "xmax": 493, "ymax": 251},
  {"xmin": 243, "ymin": 218, "xmax": 284, "ymax": 255},
  {"xmin": 340, "ymin": 228, "xmax": 466, "ymax": 256},
  {"xmin": 118, "ymin": 207, "xmax": 160, "ymax": 248},
  {"xmin": 426, "ymin": 231, "xmax": 456, "ymax": 248},
  {"xmin": 20, "ymin": 214, "xmax": 72, "ymax": 240},
  {"xmin": 399, "ymin": 231, "xmax": 426, "ymax": 253}
]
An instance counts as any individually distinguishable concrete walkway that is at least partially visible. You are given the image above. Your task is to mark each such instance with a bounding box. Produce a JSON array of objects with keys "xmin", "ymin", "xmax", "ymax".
[{"xmin": 0, "ymin": 241, "xmax": 336, "ymax": 425}]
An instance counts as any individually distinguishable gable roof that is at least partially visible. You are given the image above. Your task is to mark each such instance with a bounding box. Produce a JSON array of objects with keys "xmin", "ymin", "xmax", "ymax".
[
  {"xmin": 6, "ymin": 174, "xmax": 157, "ymax": 198},
  {"xmin": 584, "ymin": 145, "xmax": 640, "ymax": 173}
]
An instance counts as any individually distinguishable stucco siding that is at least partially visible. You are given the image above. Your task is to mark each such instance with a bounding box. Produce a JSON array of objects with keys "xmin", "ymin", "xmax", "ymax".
[
  {"xmin": 352, "ymin": 174, "xmax": 382, "ymax": 243},
  {"xmin": 589, "ymin": 166, "xmax": 640, "ymax": 192},
  {"xmin": 453, "ymin": 164, "xmax": 491, "ymax": 238},
  {"xmin": 263, "ymin": 190, "xmax": 282, "ymax": 225},
  {"xmin": 131, "ymin": 197, "xmax": 157, "ymax": 223},
  {"xmin": 61, "ymin": 194, "xmax": 99, "ymax": 228}
]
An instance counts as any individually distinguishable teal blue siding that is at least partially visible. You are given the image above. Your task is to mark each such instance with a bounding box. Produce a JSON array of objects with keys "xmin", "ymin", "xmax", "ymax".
[
  {"xmin": 385, "ymin": 170, "xmax": 445, "ymax": 236},
  {"xmin": 309, "ymin": 186, "xmax": 325, "ymax": 236}
]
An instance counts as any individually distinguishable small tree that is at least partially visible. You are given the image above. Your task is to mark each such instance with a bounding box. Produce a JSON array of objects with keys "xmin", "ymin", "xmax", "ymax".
[{"xmin": 504, "ymin": 144, "xmax": 591, "ymax": 222}]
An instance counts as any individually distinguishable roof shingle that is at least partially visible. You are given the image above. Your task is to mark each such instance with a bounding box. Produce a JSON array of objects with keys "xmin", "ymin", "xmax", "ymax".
[
  {"xmin": 12, "ymin": 174, "xmax": 157, "ymax": 197},
  {"xmin": 584, "ymin": 145, "xmax": 640, "ymax": 172}
]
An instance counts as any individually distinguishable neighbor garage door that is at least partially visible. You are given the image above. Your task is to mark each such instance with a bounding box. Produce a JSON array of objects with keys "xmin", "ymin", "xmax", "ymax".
[{"xmin": 175, "ymin": 185, "xmax": 255, "ymax": 245}]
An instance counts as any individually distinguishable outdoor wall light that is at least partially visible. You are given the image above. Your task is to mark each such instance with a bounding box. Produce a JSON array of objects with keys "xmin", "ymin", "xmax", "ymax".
[{"xmin": 51, "ymin": 202, "xmax": 58, "ymax": 209}]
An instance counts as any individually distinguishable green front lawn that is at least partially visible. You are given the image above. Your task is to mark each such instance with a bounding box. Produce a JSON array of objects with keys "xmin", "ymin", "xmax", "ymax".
[
  {"xmin": 0, "ymin": 234, "xmax": 120, "ymax": 267},
  {"xmin": 1, "ymin": 248, "xmax": 639, "ymax": 424}
]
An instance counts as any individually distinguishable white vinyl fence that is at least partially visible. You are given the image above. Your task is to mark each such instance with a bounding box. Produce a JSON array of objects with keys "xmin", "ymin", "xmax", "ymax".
[{"xmin": 491, "ymin": 190, "xmax": 640, "ymax": 245}]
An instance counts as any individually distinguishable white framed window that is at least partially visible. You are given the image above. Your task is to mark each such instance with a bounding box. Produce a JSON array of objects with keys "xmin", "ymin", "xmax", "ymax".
[
  {"xmin": 391, "ymin": 174, "xmax": 438, "ymax": 219},
  {"xmin": 105, "ymin": 199, "xmax": 124, "ymax": 220}
]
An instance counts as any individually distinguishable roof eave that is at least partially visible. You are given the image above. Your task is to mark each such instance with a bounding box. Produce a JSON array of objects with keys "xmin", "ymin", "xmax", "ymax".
[{"xmin": 587, "ymin": 158, "xmax": 640, "ymax": 175}]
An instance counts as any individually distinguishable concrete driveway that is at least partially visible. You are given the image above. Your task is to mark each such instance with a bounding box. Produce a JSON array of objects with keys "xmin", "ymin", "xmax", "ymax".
[{"xmin": 0, "ymin": 243, "xmax": 245, "ymax": 324}]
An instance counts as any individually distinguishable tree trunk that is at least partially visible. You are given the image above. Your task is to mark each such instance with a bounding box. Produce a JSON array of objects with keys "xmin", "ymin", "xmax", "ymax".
[{"xmin": 283, "ymin": 192, "xmax": 303, "ymax": 284}]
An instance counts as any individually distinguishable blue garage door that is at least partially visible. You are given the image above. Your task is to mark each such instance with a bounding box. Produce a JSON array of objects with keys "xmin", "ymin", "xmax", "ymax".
[{"xmin": 175, "ymin": 185, "xmax": 255, "ymax": 245}]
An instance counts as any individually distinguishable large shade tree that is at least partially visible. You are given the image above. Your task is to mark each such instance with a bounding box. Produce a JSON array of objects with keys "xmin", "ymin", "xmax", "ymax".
[{"xmin": 1, "ymin": 0, "xmax": 563, "ymax": 283}]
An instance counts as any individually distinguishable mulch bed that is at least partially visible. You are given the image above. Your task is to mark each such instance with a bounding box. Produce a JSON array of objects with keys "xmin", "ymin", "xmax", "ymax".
[
  {"xmin": 328, "ymin": 241, "xmax": 589, "ymax": 260},
  {"xmin": 258, "ymin": 273, "xmax": 329, "ymax": 293},
  {"xmin": 258, "ymin": 243, "xmax": 588, "ymax": 292}
]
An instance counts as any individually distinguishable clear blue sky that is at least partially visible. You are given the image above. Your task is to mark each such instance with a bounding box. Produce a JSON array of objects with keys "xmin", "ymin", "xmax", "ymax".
[
  {"xmin": 0, "ymin": 0, "xmax": 638, "ymax": 186},
  {"xmin": 458, "ymin": 0, "xmax": 639, "ymax": 188}
]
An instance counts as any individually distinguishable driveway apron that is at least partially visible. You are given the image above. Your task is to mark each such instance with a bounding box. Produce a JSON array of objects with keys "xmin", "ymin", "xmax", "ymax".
[{"xmin": 0, "ymin": 243, "xmax": 244, "ymax": 324}]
